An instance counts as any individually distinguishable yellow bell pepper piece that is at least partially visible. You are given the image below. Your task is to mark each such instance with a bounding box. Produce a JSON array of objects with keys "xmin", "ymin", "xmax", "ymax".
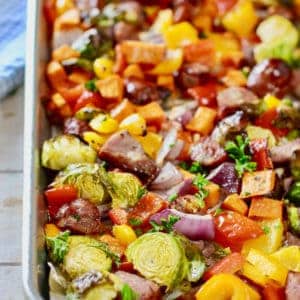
[
  {"xmin": 112, "ymin": 225, "xmax": 137, "ymax": 246},
  {"xmin": 163, "ymin": 22, "xmax": 198, "ymax": 49},
  {"xmin": 242, "ymin": 219, "xmax": 283, "ymax": 256},
  {"xmin": 246, "ymin": 249, "xmax": 288, "ymax": 286},
  {"xmin": 263, "ymin": 94, "xmax": 281, "ymax": 110},
  {"xmin": 83, "ymin": 131, "xmax": 107, "ymax": 151},
  {"xmin": 195, "ymin": 274, "xmax": 260, "ymax": 300},
  {"xmin": 136, "ymin": 132, "xmax": 162, "ymax": 158},
  {"xmin": 151, "ymin": 9, "xmax": 173, "ymax": 34},
  {"xmin": 93, "ymin": 57, "xmax": 114, "ymax": 79},
  {"xmin": 241, "ymin": 262, "xmax": 269, "ymax": 286},
  {"xmin": 271, "ymin": 246, "xmax": 300, "ymax": 272},
  {"xmin": 222, "ymin": 0, "xmax": 258, "ymax": 37},
  {"xmin": 149, "ymin": 49, "xmax": 183, "ymax": 75},
  {"xmin": 44, "ymin": 224, "xmax": 61, "ymax": 238},
  {"xmin": 119, "ymin": 113, "xmax": 146, "ymax": 136},
  {"xmin": 56, "ymin": 0, "xmax": 74, "ymax": 16},
  {"xmin": 89, "ymin": 114, "xmax": 119, "ymax": 134}
]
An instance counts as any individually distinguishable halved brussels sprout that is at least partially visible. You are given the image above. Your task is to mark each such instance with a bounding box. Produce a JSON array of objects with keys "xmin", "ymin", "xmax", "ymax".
[
  {"xmin": 42, "ymin": 135, "xmax": 97, "ymax": 171},
  {"xmin": 254, "ymin": 15, "xmax": 299, "ymax": 63},
  {"xmin": 126, "ymin": 232, "xmax": 188, "ymax": 290},
  {"xmin": 53, "ymin": 164, "xmax": 107, "ymax": 204},
  {"xmin": 64, "ymin": 237, "xmax": 112, "ymax": 279},
  {"xmin": 83, "ymin": 283, "xmax": 117, "ymax": 300},
  {"xmin": 108, "ymin": 172, "xmax": 142, "ymax": 209}
]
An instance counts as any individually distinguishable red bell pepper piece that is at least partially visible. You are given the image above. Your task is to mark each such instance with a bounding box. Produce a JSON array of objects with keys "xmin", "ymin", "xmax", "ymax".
[
  {"xmin": 109, "ymin": 208, "xmax": 128, "ymax": 225},
  {"xmin": 262, "ymin": 282, "xmax": 285, "ymax": 300},
  {"xmin": 187, "ymin": 83, "xmax": 217, "ymax": 108},
  {"xmin": 214, "ymin": 211, "xmax": 264, "ymax": 251},
  {"xmin": 45, "ymin": 185, "xmax": 78, "ymax": 218},
  {"xmin": 249, "ymin": 138, "xmax": 273, "ymax": 170},
  {"xmin": 255, "ymin": 109, "xmax": 289, "ymax": 138},
  {"xmin": 128, "ymin": 192, "xmax": 169, "ymax": 226},
  {"xmin": 74, "ymin": 90, "xmax": 103, "ymax": 112},
  {"xmin": 118, "ymin": 262, "xmax": 134, "ymax": 273},
  {"xmin": 203, "ymin": 252, "xmax": 244, "ymax": 280}
]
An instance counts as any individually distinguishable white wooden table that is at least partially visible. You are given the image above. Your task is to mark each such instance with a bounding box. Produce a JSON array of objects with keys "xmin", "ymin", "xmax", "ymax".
[{"xmin": 0, "ymin": 87, "xmax": 25, "ymax": 299}]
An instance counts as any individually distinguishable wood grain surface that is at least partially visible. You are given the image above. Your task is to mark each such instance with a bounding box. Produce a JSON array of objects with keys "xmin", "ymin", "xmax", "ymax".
[{"xmin": 0, "ymin": 87, "xmax": 24, "ymax": 299}]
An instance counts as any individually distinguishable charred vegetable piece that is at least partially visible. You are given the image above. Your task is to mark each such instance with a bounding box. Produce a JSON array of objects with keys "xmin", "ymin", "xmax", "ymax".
[{"xmin": 42, "ymin": 135, "xmax": 97, "ymax": 170}]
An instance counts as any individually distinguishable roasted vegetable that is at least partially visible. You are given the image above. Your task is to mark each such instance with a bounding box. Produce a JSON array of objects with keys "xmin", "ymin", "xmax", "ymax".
[
  {"xmin": 42, "ymin": 135, "xmax": 97, "ymax": 170},
  {"xmin": 126, "ymin": 232, "xmax": 188, "ymax": 290},
  {"xmin": 52, "ymin": 164, "xmax": 107, "ymax": 204},
  {"xmin": 287, "ymin": 182, "xmax": 300, "ymax": 206}
]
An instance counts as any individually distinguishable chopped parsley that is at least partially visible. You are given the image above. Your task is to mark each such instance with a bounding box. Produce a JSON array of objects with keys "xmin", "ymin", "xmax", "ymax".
[
  {"xmin": 179, "ymin": 161, "xmax": 203, "ymax": 174},
  {"xmin": 92, "ymin": 241, "xmax": 121, "ymax": 266},
  {"xmin": 129, "ymin": 218, "xmax": 142, "ymax": 227},
  {"xmin": 262, "ymin": 225, "xmax": 270, "ymax": 235},
  {"xmin": 168, "ymin": 193, "xmax": 178, "ymax": 202},
  {"xmin": 46, "ymin": 231, "xmax": 70, "ymax": 264},
  {"xmin": 150, "ymin": 215, "xmax": 180, "ymax": 233},
  {"xmin": 225, "ymin": 135, "xmax": 257, "ymax": 177},
  {"xmin": 214, "ymin": 207, "xmax": 224, "ymax": 216},
  {"xmin": 84, "ymin": 79, "xmax": 97, "ymax": 92},
  {"xmin": 121, "ymin": 284, "xmax": 137, "ymax": 300},
  {"xmin": 193, "ymin": 174, "xmax": 209, "ymax": 208},
  {"xmin": 137, "ymin": 186, "xmax": 147, "ymax": 199}
]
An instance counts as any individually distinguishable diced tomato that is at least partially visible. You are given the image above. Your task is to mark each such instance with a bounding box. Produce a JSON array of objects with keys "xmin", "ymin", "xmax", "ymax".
[
  {"xmin": 249, "ymin": 139, "xmax": 273, "ymax": 170},
  {"xmin": 118, "ymin": 261, "xmax": 134, "ymax": 273},
  {"xmin": 215, "ymin": 0, "xmax": 238, "ymax": 15},
  {"xmin": 45, "ymin": 185, "xmax": 78, "ymax": 218},
  {"xmin": 203, "ymin": 252, "xmax": 244, "ymax": 280},
  {"xmin": 214, "ymin": 211, "xmax": 264, "ymax": 251},
  {"xmin": 74, "ymin": 90, "xmax": 103, "ymax": 112},
  {"xmin": 187, "ymin": 83, "xmax": 217, "ymax": 108},
  {"xmin": 255, "ymin": 109, "xmax": 289, "ymax": 138},
  {"xmin": 109, "ymin": 209, "xmax": 128, "ymax": 225},
  {"xmin": 262, "ymin": 282, "xmax": 285, "ymax": 300},
  {"xmin": 128, "ymin": 192, "xmax": 169, "ymax": 225}
]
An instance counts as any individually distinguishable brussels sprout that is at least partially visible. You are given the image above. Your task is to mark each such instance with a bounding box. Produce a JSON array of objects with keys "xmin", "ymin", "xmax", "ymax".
[
  {"xmin": 287, "ymin": 182, "xmax": 300, "ymax": 206},
  {"xmin": 64, "ymin": 237, "xmax": 112, "ymax": 279},
  {"xmin": 83, "ymin": 283, "xmax": 117, "ymax": 300},
  {"xmin": 75, "ymin": 107, "xmax": 102, "ymax": 121},
  {"xmin": 53, "ymin": 164, "xmax": 107, "ymax": 204},
  {"xmin": 42, "ymin": 135, "xmax": 97, "ymax": 171},
  {"xmin": 287, "ymin": 206, "xmax": 300, "ymax": 235},
  {"xmin": 254, "ymin": 15, "xmax": 299, "ymax": 63},
  {"xmin": 246, "ymin": 125, "xmax": 276, "ymax": 148},
  {"xmin": 126, "ymin": 232, "xmax": 189, "ymax": 290},
  {"xmin": 108, "ymin": 172, "xmax": 142, "ymax": 209}
]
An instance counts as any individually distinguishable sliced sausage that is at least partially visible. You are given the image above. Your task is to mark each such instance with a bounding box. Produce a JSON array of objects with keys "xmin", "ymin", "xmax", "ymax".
[
  {"xmin": 190, "ymin": 137, "xmax": 227, "ymax": 167},
  {"xmin": 270, "ymin": 139, "xmax": 300, "ymax": 163},
  {"xmin": 115, "ymin": 271, "xmax": 161, "ymax": 300},
  {"xmin": 98, "ymin": 130, "xmax": 159, "ymax": 184},
  {"xmin": 63, "ymin": 118, "xmax": 90, "ymax": 136},
  {"xmin": 285, "ymin": 272, "xmax": 300, "ymax": 300},
  {"xmin": 55, "ymin": 198, "xmax": 102, "ymax": 234}
]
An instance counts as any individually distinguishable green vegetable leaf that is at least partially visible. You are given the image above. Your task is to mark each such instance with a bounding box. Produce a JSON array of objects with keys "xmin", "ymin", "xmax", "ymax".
[
  {"xmin": 129, "ymin": 218, "xmax": 142, "ymax": 227},
  {"xmin": 192, "ymin": 174, "xmax": 209, "ymax": 207},
  {"xmin": 46, "ymin": 231, "xmax": 70, "ymax": 264},
  {"xmin": 213, "ymin": 207, "xmax": 224, "ymax": 216},
  {"xmin": 225, "ymin": 135, "xmax": 257, "ymax": 177},
  {"xmin": 179, "ymin": 161, "xmax": 203, "ymax": 174},
  {"xmin": 85, "ymin": 79, "xmax": 97, "ymax": 92},
  {"xmin": 137, "ymin": 186, "xmax": 147, "ymax": 199},
  {"xmin": 150, "ymin": 215, "xmax": 180, "ymax": 233},
  {"xmin": 287, "ymin": 182, "xmax": 300, "ymax": 205},
  {"xmin": 92, "ymin": 241, "xmax": 121, "ymax": 266},
  {"xmin": 121, "ymin": 284, "xmax": 137, "ymax": 300},
  {"xmin": 168, "ymin": 193, "xmax": 178, "ymax": 202},
  {"xmin": 287, "ymin": 206, "xmax": 300, "ymax": 234}
]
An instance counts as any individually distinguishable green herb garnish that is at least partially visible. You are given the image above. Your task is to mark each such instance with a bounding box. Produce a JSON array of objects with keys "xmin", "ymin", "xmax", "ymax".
[
  {"xmin": 179, "ymin": 161, "xmax": 203, "ymax": 174},
  {"xmin": 193, "ymin": 174, "xmax": 209, "ymax": 207},
  {"xmin": 137, "ymin": 186, "xmax": 147, "ymax": 199},
  {"xmin": 262, "ymin": 225, "xmax": 270, "ymax": 235},
  {"xmin": 129, "ymin": 218, "xmax": 142, "ymax": 227},
  {"xmin": 92, "ymin": 241, "xmax": 121, "ymax": 266},
  {"xmin": 168, "ymin": 193, "xmax": 178, "ymax": 202},
  {"xmin": 150, "ymin": 215, "xmax": 180, "ymax": 233},
  {"xmin": 46, "ymin": 231, "xmax": 70, "ymax": 264},
  {"xmin": 121, "ymin": 284, "xmax": 137, "ymax": 300},
  {"xmin": 214, "ymin": 207, "xmax": 224, "ymax": 216},
  {"xmin": 225, "ymin": 135, "xmax": 257, "ymax": 177},
  {"xmin": 85, "ymin": 79, "xmax": 97, "ymax": 92}
]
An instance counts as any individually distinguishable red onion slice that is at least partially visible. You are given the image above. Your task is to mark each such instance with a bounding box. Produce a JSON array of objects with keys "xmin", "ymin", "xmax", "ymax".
[
  {"xmin": 150, "ymin": 209, "xmax": 215, "ymax": 240},
  {"xmin": 150, "ymin": 162, "xmax": 183, "ymax": 190}
]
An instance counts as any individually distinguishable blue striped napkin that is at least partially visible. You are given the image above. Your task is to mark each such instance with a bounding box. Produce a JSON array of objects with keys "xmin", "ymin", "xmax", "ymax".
[{"xmin": 0, "ymin": 0, "xmax": 26, "ymax": 99}]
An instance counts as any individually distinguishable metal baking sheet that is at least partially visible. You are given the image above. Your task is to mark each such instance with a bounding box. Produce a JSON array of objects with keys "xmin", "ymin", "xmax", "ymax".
[{"xmin": 23, "ymin": 0, "xmax": 50, "ymax": 298}]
